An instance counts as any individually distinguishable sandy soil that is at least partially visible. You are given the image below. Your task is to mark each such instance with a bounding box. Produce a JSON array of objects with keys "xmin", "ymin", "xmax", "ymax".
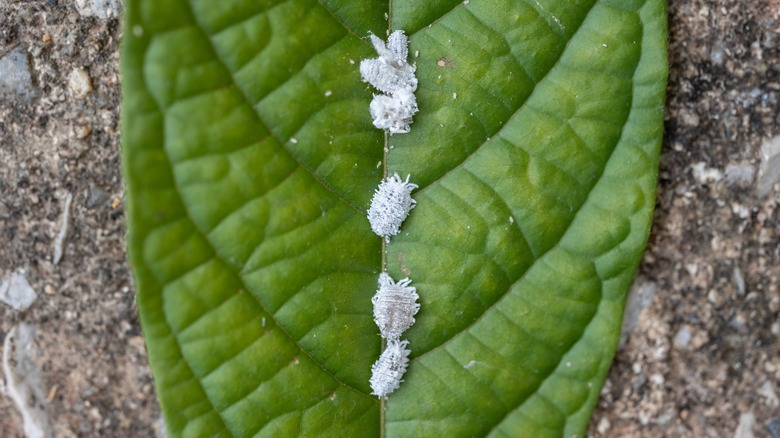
[{"xmin": 0, "ymin": 1, "xmax": 778, "ymax": 437}]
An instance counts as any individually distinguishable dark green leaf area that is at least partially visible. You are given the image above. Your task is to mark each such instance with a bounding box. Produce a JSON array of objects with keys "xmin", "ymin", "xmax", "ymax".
[{"xmin": 122, "ymin": 0, "xmax": 667, "ymax": 436}]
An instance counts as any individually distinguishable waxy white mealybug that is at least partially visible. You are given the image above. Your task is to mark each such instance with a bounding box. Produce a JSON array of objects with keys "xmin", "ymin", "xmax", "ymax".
[
  {"xmin": 368, "ymin": 88, "xmax": 418, "ymax": 134},
  {"xmin": 372, "ymin": 273, "xmax": 420, "ymax": 340},
  {"xmin": 367, "ymin": 173, "xmax": 418, "ymax": 242},
  {"xmin": 369, "ymin": 339, "xmax": 411, "ymax": 397},
  {"xmin": 360, "ymin": 31, "xmax": 418, "ymax": 134}
]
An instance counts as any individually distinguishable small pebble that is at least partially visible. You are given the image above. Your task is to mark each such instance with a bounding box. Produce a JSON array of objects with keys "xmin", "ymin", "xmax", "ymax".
[
  {"xmin": 766, "ymin": 418, "xmax": 780, "ymax": 438},
  {"xmin": 673, "ymin": 325, "xmax": 692, "ymax": 348},
  {"xmin": 680, "ymin": 109, "xmax": 701, "ymax": 128},
  {"xmin": 691, "ymin": 162, "xmax": 722, "ymax": 184},
  {"xmin": 732, "ymin": 267, "xmax": 745, "ymax": 296},
  {"xmin": 75, "ymin": 125, "xmax": 92, "ymax": 139},
  {"xmin": 86, "ymin": 184, "xmax": 109, "ymax": 208},
  {"xmin": 74, "ymin": 0, "xmax": 122, "ymax": 19},
  {"xmin": 68, "ymin": 68, "xmax": 93, "ymax": 99},
  {"xmin": 724, "ymin": 163, "xmax": 755, "ymax": 188},
  {"xmin": 735, "ymin": 411, "xmax": 756, "ymax": 438},
  {"xmin": 3, "ymin": 324, "xmax": 52, "ymax": 437},
  {"xmin": 596, "ymin": 417, "xmax": 610, "ymax": 434},
  {"xmin": 619, "ymin": 279, "xmax": 657, "ymax": 348},
  {"xmin": 0, "ymin": 271, "xmax": 38, "ymax": 311},
  {"xmin": 758, "ymin": 135, "xmax": 780, "ymax": 196},
  {"xmin": 53, "ymin": 192, "xmax": 73, "ymax": 265},
  {"xmin": 0, "ymin": 48, "xmax": 35, "ymax": 102},
  {"xmin": 759, "ymin": 380, "xmax": 780, "ymax": 408},
  {"xmin": 771, "ymin": 320, "xmax": 780, "ymax": 337}
]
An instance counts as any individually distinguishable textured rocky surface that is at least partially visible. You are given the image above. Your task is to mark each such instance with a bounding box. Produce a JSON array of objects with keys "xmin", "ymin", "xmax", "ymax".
[
  {"xmin": 590, "ymin": 1, "xmax": 780, "ymax": 436},
  {"xmin": 0, "ymin": 1, "xmax": 778, "ymax": 437},
  {"xmin": 0, "ymin": 2, "xmax": 158, "ymax": 437}
]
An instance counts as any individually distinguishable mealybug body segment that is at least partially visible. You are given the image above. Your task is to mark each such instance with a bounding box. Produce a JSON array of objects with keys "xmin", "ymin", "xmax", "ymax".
[
  {"xmin": 369, "ymin": 339, "xmax": 411, "ymax": 397},
  {"xmin": 360, "ymin": 31, "xmax": 418, "ymax": 134},
  {"xmin": 372, "ymin": 273, "xmax": 420, "ymax": 340},
  {"xmin": 367, "ymin": 173, "xmax": 418, "ymax": 242}
]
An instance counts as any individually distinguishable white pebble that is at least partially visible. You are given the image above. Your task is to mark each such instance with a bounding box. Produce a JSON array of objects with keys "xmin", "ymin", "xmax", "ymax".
[{"xmin": 68, "ymin": 68, "xmax": 92, "ymax": 99}]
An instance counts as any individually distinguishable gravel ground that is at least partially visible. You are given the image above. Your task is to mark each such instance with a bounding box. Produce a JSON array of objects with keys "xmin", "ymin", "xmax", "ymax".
[{"xmin": 0, "ymin": 1, "xmax": 778, "ymax": 437}]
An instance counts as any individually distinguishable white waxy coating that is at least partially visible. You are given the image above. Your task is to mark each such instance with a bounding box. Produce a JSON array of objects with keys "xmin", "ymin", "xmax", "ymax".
[
  {"xmin": 368, "ymin": 89, "xmax": 417, "ymax": 134},
  {"xmin": 372, "ymin": 273, "xmax": 420, "ymax": 340},
  {"xmin": 369, "ymin": 339, "xmax": 411, "ymax": 397},
  {"xmin": 367, "ymin": 173, "xmax": 418, "ymax": 241},
  {"xmin": 360, "ymin": 30, "xmax": 418, "ymax": 134},
  {"xmin": 359, "ymin": 58, "xmax": 417, "ymax": 96}
]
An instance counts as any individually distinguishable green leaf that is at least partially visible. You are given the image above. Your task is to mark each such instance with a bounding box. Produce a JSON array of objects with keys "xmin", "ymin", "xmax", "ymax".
[{"xmin": 121, "ymin": 0, "xmax": 667, "ymax": 436}]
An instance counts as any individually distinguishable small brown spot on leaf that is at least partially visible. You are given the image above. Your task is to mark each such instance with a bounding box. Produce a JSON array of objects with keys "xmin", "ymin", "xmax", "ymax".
[{"xmin": 436, "ymin": 57, "xmax": 455, "ymax": 68}]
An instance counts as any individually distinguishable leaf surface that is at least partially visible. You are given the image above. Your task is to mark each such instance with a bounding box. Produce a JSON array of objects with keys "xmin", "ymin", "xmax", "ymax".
[{"xmin": 121, "ymin": 0, "xmax": 667, "ymax": 436}]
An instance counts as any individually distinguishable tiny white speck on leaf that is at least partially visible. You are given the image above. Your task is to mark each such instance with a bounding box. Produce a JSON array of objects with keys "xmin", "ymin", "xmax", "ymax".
[
  {"xmin": 463, "ymin": 0, "xmax": 470, "ymax": 3},
  {"xmin": 452, "ymin": 92, "xmax": 457, "ymax": 99},
  {"xmin": 324, "ymin": 90, "xmax": 332, "ymax": 97},
  {"xmin": 370, "ymin": 339, "xmax": 411, "ymax": 397},
  {"xmin": 360, "ymin": 31, "xmax": 418, "ymax": 134},
  {"xmin": 509, "ymin": 216, "xmax": 514, "ymax": 224},
  {"xmin": 368, "ymin": 173, "xmax": 418, "ymax": 242},
  {"xmin": 289, "ymin": 137, "xmax": 298, "ymax": 144},
  {"xmin": 349, "ymin": 59, "xmax": 355, "ymax": 65},
  {"xmin": 372, "ymin": 273, "xmax": 420, "ymax": 340},
  {"xmin": 414, "ymin": 50, "xmax": 420, "ymax": 58}
]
